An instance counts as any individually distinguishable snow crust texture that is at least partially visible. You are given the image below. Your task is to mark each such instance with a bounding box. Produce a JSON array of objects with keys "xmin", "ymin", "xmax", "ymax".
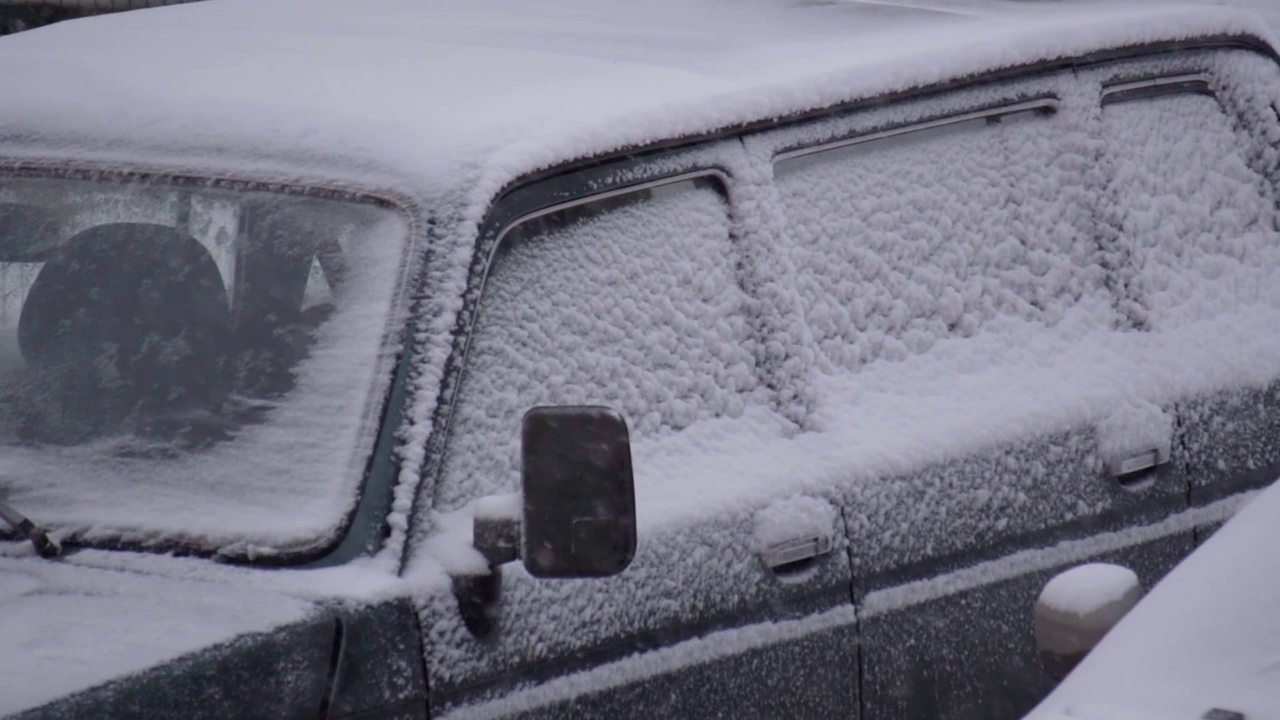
[
  {"xmin": 435, "ymin": 183, "xmax": 761, "ymax": 509},
  {"xmin": 1103, "ymin": 92, "xmax": 1280, "ymax": 328},
  {"xmin": 414, "ymin": 45, "xmax": 1280, "ymax": 708},
  {"xmin": 0, "ymin": 555, "xmax": 317, "ymax": 715},
  {"xmin": 777, "ymin": 93, "xmax": 1103, "ymax": 369}
]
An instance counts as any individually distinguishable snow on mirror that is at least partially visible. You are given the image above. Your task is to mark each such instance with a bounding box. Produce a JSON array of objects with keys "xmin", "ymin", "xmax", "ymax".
[{"xmin": 0, "ymin": 176, "xmax": 411, "ymax": 558}]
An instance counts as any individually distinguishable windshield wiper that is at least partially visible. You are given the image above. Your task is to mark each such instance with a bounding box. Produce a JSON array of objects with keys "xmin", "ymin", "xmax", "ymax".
[{"xmin": 0, "ymin": 496, "xmax": 61, "ymax": 558}]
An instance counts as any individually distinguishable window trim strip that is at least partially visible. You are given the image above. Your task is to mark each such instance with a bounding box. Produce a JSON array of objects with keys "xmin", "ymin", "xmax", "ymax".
[
  {"xmin": 1100, "ymin": 73, "xmax": 1214, "ymax": 106},
  {"xmin": 489, "ymin": 169, "xmax": 731, "ymax": 254},
  {"xmin": 772, "ymin": 98, "xmax": 1059, "ymax": 167}
]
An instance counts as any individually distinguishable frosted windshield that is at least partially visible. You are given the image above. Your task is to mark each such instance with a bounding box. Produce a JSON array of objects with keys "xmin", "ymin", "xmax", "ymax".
[{"xmin": 0, "ymin": 176, "xmax": 410, "ymax": 559}]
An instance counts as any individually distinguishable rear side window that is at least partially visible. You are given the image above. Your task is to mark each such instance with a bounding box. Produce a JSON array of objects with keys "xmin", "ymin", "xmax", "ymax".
[
  {"xmin": 775, "ymin": 103, "xmax": 1102, "ymax": 370},
  {"xmin": 1099, "ymin": 88, "xmax": 1280, "ymax": 327},
  {"xmin": 435, "ymin": 177, "xmax": 759, "ymax": 510}
]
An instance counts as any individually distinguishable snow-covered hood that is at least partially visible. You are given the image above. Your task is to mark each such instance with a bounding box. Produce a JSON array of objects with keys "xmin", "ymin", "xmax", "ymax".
[
  {"xmin": 0, "ymin": 554, "xmax": 316, "ymax": 716},
  {"xmin": 1027, "ymin": 480, "xmax": 1280, "ymax": 719}
]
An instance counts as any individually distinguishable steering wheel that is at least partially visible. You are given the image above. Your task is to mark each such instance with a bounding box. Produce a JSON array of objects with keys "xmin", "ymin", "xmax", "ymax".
[{"xmin": 16, "ymin": 223, "xmax": 231, "ymax": 444}]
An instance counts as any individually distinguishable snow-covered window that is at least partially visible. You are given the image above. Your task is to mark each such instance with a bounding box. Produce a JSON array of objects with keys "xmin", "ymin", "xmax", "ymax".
[
  {"xmin": 435, "ymin": 177, "xmax": 759, "ymax": 510},
  {"xmin": 775, "ymin": 104, "xmax": 1101, "ymax": 370},
  {"xmin": 0, "ymin": 176, "xmax": 412, "ymax": 557},
  {"xmin": 1099, "ymin": 88, "xmax": 1280, "ymax": 327}
]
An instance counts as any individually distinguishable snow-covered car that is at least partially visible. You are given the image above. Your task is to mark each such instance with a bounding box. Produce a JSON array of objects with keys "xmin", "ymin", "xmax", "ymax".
[
  {"xmin": 1025, "ymin": 478, "xmax": 1280, "ymax": 719},
  {"xmin": 2, "ymin": 1, "xmax": 1280, "ymax": 718}
]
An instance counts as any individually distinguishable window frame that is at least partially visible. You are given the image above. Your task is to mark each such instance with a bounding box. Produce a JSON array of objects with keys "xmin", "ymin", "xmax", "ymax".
[
  {"xmin": 1100, "ymin": 72, "xmax": 1216, "ymax": 106},
  {"xmin": 0, "ymin": 161, "xmax": 423, "ymax": 566},
  {"xmin": 772, "ymin": 96, "xmax": 1060, "ymax": 169},
  {"xmin": 401, "ymin": 38, "xmax": 1280, "ymax": 570},
  {"xmin": 411, "ymin": 148, "xmax": 740, "ymax": 548}
]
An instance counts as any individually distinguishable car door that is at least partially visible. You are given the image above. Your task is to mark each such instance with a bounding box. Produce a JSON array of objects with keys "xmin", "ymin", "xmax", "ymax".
[
  {"xmin": 1088, "ymin": 48, "xmax": 1280, "ymax": 538},
  {"xmin": 409, "ymin": 140, "xmax": 860, "ymax": 719},
  {"xmin": 744, "ymin": 61, "xmax": 1197, "ymax": 719}
]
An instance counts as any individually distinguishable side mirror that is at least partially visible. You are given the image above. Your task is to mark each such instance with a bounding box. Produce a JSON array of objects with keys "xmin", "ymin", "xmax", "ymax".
[
  {"xmin": 521, "ymin": 405, "xmax": 636, "ymax": 578},
  {"xmin": 459, "ymin": 406, "xmax": 636, "ymax": 638},
  {"xmin": 1035, "ymin": 563, "xmax": 1143, "ymax": 680}
]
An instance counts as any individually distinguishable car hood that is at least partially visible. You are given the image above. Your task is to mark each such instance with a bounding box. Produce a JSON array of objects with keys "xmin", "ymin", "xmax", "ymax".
[
  {"xmin": 1027, "ymin": 481, "xmax": 1280, "ymax": 719},
  {"xmin": 0, "ymin": 555, "xmax": 315, "ymax": 716}
]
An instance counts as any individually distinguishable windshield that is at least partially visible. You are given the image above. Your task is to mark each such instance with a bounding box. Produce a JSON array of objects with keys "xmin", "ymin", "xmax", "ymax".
[{"xmin": 0, "ymin": 174, "xmax": 411, "ymax": 560}]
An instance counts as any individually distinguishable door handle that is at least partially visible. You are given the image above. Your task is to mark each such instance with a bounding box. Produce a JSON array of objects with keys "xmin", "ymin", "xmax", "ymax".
[
  {"xmin": 1104, "ymin": 442, "xmax": 1171, "ymax": 489},
  {"xmin": 1097, "ymin": 404, "xmax": 1173, "ymax": 489},
  {"xmin": 754, "ymin": 496, "xmax": 837, "ymax": 574},
  {"xmin": 1109, "ymin": 447, "xmax": 1167, "ymax": 478},
  {"xmin": 760, "ymin": 535, "xmax": 833, "ymax": 571}
]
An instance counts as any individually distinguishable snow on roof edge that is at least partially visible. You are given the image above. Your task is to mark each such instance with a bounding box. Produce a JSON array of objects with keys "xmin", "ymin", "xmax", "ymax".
[{"xmin": 445, "ymin": 9, "xmax": 1275, "ymax": 257}]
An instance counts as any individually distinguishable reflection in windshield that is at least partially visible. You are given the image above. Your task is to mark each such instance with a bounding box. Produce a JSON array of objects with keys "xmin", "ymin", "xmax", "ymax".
[{"xmin": 0, "ymin": 176, "xmax": 410, "ymax": 557}]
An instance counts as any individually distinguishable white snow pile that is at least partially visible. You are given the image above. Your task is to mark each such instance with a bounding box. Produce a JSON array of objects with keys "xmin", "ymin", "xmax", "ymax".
[
  {"xmin": 1206, "ymin": 0, "xmax": 1280, "ymax": 34},
  {"xmin": 0, "ymin": 557, "xmax": 305, "ymax": 715},
  {"xmin": 776, "ymin": 99, "xmax": 1099, "ymax": 370},
  {"xmin": 1037, "ymin": 563, "xmax": 1141, "ymax": 618},
  {"xmin": 1102, "ymin": 90, "xmax": 1280, "ymax": 329},
  {"xmin": 0, "ymin": 0, "xmax": 1269, "ymax": 207}
]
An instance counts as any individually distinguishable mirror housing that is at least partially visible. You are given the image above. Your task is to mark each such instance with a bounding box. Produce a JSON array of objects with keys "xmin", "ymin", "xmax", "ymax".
[
  {"xmin": 1035, "ymin": 563, "xmax": 1143, "ymax": 680},
  {"xmin": 521, "ymin": 405, "xmax": 636, "ymax": 578},
  {"xmin": 457, "ymin": 406, "xmax": 636, "ymax": 637}
]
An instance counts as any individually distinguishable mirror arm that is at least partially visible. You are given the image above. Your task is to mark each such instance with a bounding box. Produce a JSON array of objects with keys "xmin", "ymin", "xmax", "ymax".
[
  {"xmin": 454, "ymin": 513, "xmax": 521, "ymax": 639},
  {"xmin": 452, "ymin": 571, "xmax": 501, "ymax": 639},
  {"xmin": 474, "ymin": 513, "xmax": 520, "ymax": 566}
]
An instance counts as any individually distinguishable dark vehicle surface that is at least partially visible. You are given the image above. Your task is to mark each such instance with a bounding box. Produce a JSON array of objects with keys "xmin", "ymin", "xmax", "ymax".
[
  {"xmin": 0, "ymin": 0, "xmax": 194, "ymax": 35},
  {"xmin": 1, "ymin": 1, "xmax": 1280, "ymax": 719}
]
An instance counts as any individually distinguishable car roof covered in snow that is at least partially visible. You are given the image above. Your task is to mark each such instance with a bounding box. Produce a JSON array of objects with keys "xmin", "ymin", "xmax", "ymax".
[{"xmin": 0, "ymin": 0, "xmax": 1272, "ymax": 203}]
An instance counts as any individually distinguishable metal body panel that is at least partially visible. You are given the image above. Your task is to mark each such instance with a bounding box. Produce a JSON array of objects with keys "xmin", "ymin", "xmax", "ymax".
[
  {"xmin": 859, "ymin": 532, "xmax": 1192, "ymax": 720},
  {"xmin": 502, "ymin": 624, "xmax": 860, "ymax": 720},
  {"xmin": 846, "ymin": 427, "xmax": 1187, "ymax": 595},
  {"xmin": 329, "ymin": 600, "xmax": 429, "ymax": 720},
  {"xmin": 424, "ymin": 505, "xmax": 855, "ymax": 714},
  {"xmin": 14, "ymin": 616, "xmax": 337, "ymax": 720},
  {"xmin": 1181, "ymin": 383, "xmax": 1280, "ymax": 509}
]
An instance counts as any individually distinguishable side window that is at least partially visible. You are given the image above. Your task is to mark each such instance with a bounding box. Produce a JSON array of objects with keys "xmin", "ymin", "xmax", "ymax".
[
  {"xmin": 775, "ymin": 102, "xmax": 1101, "ymax": 370},
  {"xmin": 1099, "ymin": 85, "xmax": 1280, "ymax": 326},
  {"xmin": 435, "ymin": 177, "xmax": 760, "ymax": 510}
]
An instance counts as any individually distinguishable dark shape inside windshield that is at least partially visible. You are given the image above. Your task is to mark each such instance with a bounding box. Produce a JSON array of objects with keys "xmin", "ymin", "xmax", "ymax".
[{"xmin": 0, "ymin": 176, "xmax": 409, "ymax": 557}]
